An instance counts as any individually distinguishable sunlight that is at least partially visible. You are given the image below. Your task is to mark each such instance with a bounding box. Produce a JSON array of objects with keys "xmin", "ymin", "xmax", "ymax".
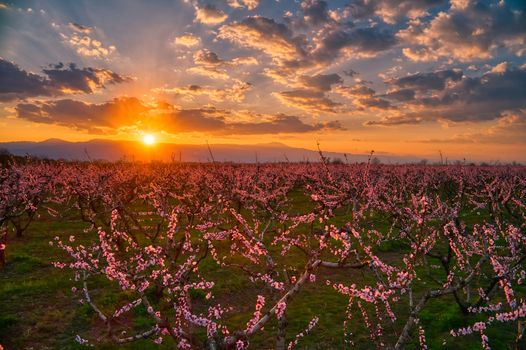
[{"xmin": 142, "ymin": 133, "xmax": 156, "ymax": 146}]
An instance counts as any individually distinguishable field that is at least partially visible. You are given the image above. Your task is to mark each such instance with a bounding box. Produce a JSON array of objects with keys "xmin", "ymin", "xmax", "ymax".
[{"xmin": 1, "ymin": 161, "xmax": 525, "ymax": 350}]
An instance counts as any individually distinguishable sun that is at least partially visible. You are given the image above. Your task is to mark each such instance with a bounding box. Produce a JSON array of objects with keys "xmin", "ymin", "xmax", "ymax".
[{"xmin": 142, "ymin": 133, "xmax": 156, "ymax": 146}]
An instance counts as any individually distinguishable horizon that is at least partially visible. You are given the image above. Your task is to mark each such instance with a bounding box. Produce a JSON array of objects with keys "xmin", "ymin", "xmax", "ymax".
[
  {"xmin": 1, "ymin": 0, "xmax": 525, "ymax": 161},
  {"xmin": 1, "ymin": 137, "xmax": 523, "ymax": 164}
]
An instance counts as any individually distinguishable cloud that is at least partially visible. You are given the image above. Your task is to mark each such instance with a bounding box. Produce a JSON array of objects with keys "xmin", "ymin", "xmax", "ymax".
[
  {"xmin": 218, "ymin": 16, "xmax": 307, "ymax": 62},
  {"xmin": 68, "ymin": 22, "xmax": 93, "ymax": 34},
  {"xmin": 154, "ymin": 81, "xmax": 252, "ymax": 102},
  {"xmin": 417, "ymin": 66, "xmax": 526, "ymax": 121},
  {"xmin": 161, "ymin": 109, "xmax": 343, "ymax": 134},
  {"xmin": 0, "ymin": 59, "xmax": 49, "ymax": 102},
  {"xmin": 195, "ymin": 4, "xmax": 228, "ymax": 25},
  {"xmin": 194, "ymin": 49, "xmax": 224, "ymax": 66},
  {"xmin": 0, "ymin": 59, "xmax": 131, "ymax": 102},
  {"xmin": 42, "ymin": 63, "xmax": 131, "ymax": 93},
  {"xmin": 219, "ymin": 14, "xmax": 397, "ymax": 74},
  {"xmin": 173, "ymin": 33, "xmax": 201, "ymax": 47},
  {"xmin": 311, "ymin": 26, "xmax": 397, "ymax": 63},
  {"xmin": 227, "ymin": 0, "xmax": 259, "ymax": 10},
  {"xmin": 334, "ymin": 84, "xmax": 375, "ymax": 98},
  {"xmin": 387, "ymin": 69, "xmax": 463, "ymax": 91},
  {"xmin": 398, "ymin": 1, "xmax": 526, "ymax": 62},
  {"xmin": 415, "ymin": 111, "xmax": 526, "ymax": 144},
  {"xmin": 269, "ymin": 73, "xmax": 347, "ymax": 113},
  {"xmin": 188, "ymin": 49, "xmax": 258, "ymax": 80},
  {"xmin": 270, "ymin": 71, "xmax": 394, "ymax": 114},
  {"xmin": 381, "ymin": 88, "xmax": 415, "ymax": 102},
  {"xmin": 298, "ymin": 73, "xmax": 343, "ymax": 92},
  {"xmin": 187, "ymin": 66, "xmax": 230, "ymax": 80},
  {"xmin": 367, "ymin": 65, "xmax": 526, "ymax": 125},
  {"xmin": 194, "ymin": 49, "xmax": 258, "ymax": 67},
  {"xmin": 15, "ymin": 97, "xmax": 149, "ymax": 132},
  {"xmin": 356, "ymin": 96, "xmax": 393, "ymax": 110},
  {"xmin": 343, "ymin": 69, "xmax": 358, "ymax": 77},
  {"xmin": 365, "ymin": 115, "xmax": 422, "ymax": 126},
  {"xmin": 274, "ymin": 89, "xmax": 341, "ymax": 113},
  {"xmin": 490, "ymin": 61, "xmax": 508, "ymax": 74},
  {"xmin": 14, "ymin": 97, "xmax": 343, "ymax": 135},
  {"xmin": 347, "ymin": 0, "xmax": 447, "ymax": 24},
  {"xmin": 52, "ymin": 20, "xmax": 117, "ymax": 59},
  {"xmin": 335, "ymin": 84, "xmax": 393, "ymax": 110},
  {"xmin": 286, "ymin": 0, "xmax": 353, "ymax": 31},
  {"xmin": 59, "ymin": 26, "xmax": 117, "ymax": 58},
  {"xmin": 301, "ymin": 0, "xmax": 332, "ymax": 26}
]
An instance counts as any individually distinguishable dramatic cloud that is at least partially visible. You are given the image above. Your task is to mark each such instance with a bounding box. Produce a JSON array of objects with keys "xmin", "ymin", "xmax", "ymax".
[
  {"xmin": 0, "ymin": 59, "xmax": 131, "ymax": 101},
  {"xmin": 219, "ymin": 12, "xmax": 398, "ymax": 75},
  {"xmin": 220, "ymin": 15, "xmax": 397, "ymax": 72},
  {"xmin": 15, "ymin": 97, "xmax": 149, "ymax": 132},
  {"xmin": 367, "ymin": 64, "xmax": 526, "ymax": 125},
  {"xmin": 43, "ymin": 63, "xmax": 131, "ymax": 93},
  {"xmin": 0, "ymin": 59, "xmax": 49, "ymax": 102},
  {"xmin": 195, "ymin": 4, "xmax": 228, "ymax": 25},
  {"xmin": 218, "ymin": 16, "xmax": 307, "ymax": 62},
  {"xmin": 415, "ymin": 65, "xmax": 526, "ymax": 121},
  {"xmin": 14, "ymin": 97, "xmax": 343, "ymax": 135},
  {"xmin": 398, "ymin": 1, "xmax": 526, "ymax": 61}
]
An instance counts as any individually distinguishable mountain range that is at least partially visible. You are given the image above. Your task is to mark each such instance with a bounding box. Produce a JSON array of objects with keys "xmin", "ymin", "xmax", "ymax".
[{"xmin": 0, "ymin": 139, "xmax": 424, "ymax": 163}]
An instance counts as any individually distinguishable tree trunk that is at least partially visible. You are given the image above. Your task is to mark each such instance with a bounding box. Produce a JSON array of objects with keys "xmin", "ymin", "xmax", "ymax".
[
  {"xmin": 517, "ymin": 321, "xmax": 526, "ymax": 350},
  {"xmin": 0, "ymin": 249, "xmax": 5, "ymax": 268},
  {"xmin": 276, "ymin": 312, "xmax": 287, "ymax": 350},
  {"xmin": 12, "ymin": 218, "xmax": 23, "ymax": 237},
  {"xmin": 0, "ymin": 232, "xmax": 6, "ymax": 268}
]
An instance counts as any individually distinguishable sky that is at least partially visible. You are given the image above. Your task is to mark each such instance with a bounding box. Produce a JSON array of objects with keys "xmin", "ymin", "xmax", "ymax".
[{"xmin": 0, "ymin": 0, "xmax": 525, "ymax": 162}]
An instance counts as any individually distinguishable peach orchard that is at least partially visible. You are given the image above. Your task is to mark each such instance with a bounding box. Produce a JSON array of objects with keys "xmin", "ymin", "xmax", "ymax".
[{"xmin": 1, "ymin": 159, "xmax": 525, "ymax": 349}]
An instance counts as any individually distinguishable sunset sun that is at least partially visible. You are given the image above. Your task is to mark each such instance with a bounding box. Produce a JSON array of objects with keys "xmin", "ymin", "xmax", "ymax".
[{"xmin": 142, "ymin": 134, "xmax": 156, "ymax": 146}]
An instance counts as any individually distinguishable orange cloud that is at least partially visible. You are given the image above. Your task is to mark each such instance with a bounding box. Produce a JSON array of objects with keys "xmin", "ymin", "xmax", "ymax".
[
  {"xmin": 173, "ymin": 33, "xmax": 201, "ymax": 47},
  {"xmin": 195, "ymin": 4, "xmax": 228, "ymax": 25}
]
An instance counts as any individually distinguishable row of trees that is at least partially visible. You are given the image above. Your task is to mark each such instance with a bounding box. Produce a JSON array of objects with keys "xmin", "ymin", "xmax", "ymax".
[{"xmin": 1, "ymin": 159, "xmax": 525, "ymax": 349}]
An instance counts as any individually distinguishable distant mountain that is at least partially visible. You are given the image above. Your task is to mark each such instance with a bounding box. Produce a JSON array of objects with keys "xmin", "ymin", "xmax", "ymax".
[{"xmin": 0, "ymin": 139, "xmax": 422, "ymax": 163}]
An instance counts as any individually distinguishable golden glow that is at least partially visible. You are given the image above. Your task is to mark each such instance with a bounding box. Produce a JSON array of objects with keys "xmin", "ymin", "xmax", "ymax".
[{"xmin": 142, "ymin": 133, "xmax": 156, "ymax": 146}]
